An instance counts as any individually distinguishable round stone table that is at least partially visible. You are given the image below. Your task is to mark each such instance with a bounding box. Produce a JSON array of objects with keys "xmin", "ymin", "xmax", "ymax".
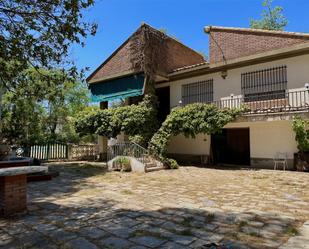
[{"xmin": 0, "ymin": 166, "xmax": 48, "ymax": 216}]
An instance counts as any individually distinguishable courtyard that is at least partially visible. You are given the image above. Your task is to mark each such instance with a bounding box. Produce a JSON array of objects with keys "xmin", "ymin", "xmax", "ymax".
[{"xmin": 0, "ymin": 163, "xmax": 309, "ymax": 249}]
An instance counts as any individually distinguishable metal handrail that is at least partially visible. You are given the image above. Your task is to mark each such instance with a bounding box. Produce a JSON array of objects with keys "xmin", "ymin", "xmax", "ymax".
[
  {"xmin": 107, "ymin": 141, "xmax": 148, "ymax": 164},
  {"xmin": 174, "ymin": 89, "xmax": 309, "ymax": 114}
]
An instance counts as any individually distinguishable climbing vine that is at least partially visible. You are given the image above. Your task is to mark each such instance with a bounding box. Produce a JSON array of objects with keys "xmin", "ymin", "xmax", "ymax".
[
  {"xmin": 77, "ymin": 25, "xmax": 244, "ymax": 167},
  {"xmin": 77, "ymin": 25, "xmax": 170, "ymax": 146},
  {"xmin": 148, "ymin": 103, "xmax": 244, "ymax": 159},
  {"xmin": 76, "ymin": 95, "xmax": 158, "ymax": 146},
  {"xmin": 292, "ymin": 116, "xmax": 309, "ymax": 152}
]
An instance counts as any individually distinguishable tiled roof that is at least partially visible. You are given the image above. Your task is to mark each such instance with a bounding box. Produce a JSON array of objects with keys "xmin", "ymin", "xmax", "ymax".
[
  {"xmin": 204, "ymin": 26, "xmax": 309, "ymax": 37},
  {"xmin": 172, "ymin": 61, "xmax": 209, "ymax": 72}
]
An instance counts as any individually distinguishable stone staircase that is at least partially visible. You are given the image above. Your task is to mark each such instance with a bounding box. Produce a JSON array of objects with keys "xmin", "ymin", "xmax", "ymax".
[
  {"xmin": 143, "ymin": 155, "xmax": 165, "ymax": 173},
  {"xmin": 107, "ymin": 142, "xmax": 165, "ymax": 173}
]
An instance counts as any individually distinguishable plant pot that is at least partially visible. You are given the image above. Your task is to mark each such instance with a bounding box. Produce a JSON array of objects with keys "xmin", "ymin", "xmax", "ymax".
[{"xmin": 294, "ymin": 152, "xmax": 309, "ymax": 172}]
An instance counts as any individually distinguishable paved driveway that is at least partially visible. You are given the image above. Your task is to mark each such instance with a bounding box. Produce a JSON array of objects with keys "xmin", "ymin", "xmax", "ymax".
[{"xmin": 1, "ymin": 162, "xmax": 309, "ymax": 249}]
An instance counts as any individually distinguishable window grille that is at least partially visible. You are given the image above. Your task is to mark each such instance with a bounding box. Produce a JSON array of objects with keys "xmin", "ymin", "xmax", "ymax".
[
  {"xmin": 241, "ymin": 66, "xmax": 287, "ymax": 102},
  {"xmin": 182, "ymin": 79, "xmax": 213, "ymax": 105}
]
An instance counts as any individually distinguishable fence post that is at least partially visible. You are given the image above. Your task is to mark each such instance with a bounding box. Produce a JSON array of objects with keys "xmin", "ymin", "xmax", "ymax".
[
  {"xmin": 46, "ymin": 143, "xmax": 50, "ymax": 160},
  {"xmin": 66, "ymin": 144, "xmax": 69, "ymax": 160}
]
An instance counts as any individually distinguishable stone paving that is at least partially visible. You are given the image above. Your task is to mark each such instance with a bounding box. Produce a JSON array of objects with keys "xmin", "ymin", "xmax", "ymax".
[{"xmin": 0, "ymin": 162, "xmax": 309, "ymax": 249}]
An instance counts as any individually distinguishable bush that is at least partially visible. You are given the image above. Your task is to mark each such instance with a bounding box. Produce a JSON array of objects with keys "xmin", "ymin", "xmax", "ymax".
[
  {"xmin": 164, "ymin": 158, "xmax": 179, "ymax": 169},
  {"xmin": 76, "ymin": 94, "xmax": 158, "ymax": 146},
  {"xmin": 149, "ymin": 103, "xmax": 244, "ymax": 158},
  {"xmin": 113, "ymin": 156, "xmax": 131, "ymax": 172},
  {"xmin": 292, "ymin": 116, "xmax": 309, "ymax": 152}
]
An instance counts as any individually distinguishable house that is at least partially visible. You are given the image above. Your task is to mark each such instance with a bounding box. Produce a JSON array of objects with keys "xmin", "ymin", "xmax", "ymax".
[{"xmin": 87, "ymin": 23, "xmax": 309, "ymax": 169}]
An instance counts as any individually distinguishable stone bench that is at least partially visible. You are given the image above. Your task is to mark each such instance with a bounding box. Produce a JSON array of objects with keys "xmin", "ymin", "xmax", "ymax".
[
  {"xmin": 0, "ymin": 166, "xmax": 48, "ymax": 216},
  {"xmin": 0, "ymin": 160, "xmax": 30, "ymax": 169}
]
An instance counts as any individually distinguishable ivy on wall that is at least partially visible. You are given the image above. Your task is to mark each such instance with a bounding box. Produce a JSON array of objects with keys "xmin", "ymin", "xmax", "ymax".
[
  {"xmin": 149, "ymin": 103, "xmax": 244, "ymax": 159},
  {"xmin": 76, "ymin": 94, "xmax": 158, "ymax": 146},
  {"xmin": 77, "ymin": 100, "xmax": 243, "ymax": 164},
  {"xmin": 76, "ymin": 25, "xmax": 244, "ymax": 165},
  {"xmin": 292, "ymin": 116, "xmax": 309, "ymax": 152}
]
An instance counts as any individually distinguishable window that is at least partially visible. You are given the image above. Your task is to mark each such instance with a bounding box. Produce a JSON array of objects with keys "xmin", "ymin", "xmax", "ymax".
[
  {"xmin": 241, "ymin": 66, "xmax": 287, "ymax": 102},
  {"xmin": 182, "ymin": 79, "xmax": 213, "ymax": 105}
]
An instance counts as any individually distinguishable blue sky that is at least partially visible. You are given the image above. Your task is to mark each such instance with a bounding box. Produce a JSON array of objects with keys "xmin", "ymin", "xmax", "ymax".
[{"xmin": 73, "ymin": 0, "xmax": 309, "ymax": 77}]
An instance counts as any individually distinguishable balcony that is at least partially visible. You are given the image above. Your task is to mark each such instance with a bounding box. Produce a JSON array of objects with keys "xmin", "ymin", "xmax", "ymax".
[
  {"xmin": 215, "ymin": 89, "xmax": 309, "ymax": 115},
  {"xmin": 179, "ymin": 88, "xmax": 309, "ymax": 115}
]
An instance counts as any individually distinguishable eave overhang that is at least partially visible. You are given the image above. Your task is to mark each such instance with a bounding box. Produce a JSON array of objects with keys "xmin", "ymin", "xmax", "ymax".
[{"xmin": 168, "ymin": 42, "xmax": 309, "ymax": 81}]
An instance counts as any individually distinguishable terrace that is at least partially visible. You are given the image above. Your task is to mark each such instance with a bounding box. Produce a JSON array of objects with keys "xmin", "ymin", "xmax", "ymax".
[
  {"xmin": 181, "ymin": 88, "xmax": 309, "ymax": 115},
  {"xmin": 0, "ymin": 162, "xmax": 308, "ymax": 249}
]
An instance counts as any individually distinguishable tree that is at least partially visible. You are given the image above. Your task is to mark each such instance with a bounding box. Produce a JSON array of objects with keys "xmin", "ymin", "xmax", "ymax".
[
  {"xmin": 1, "ymin": 68, "xmax": 92, "ymax": 145},
  {"xmin": 0, "ymin": 0, "xmax": 97, "ymax": 91},
  {"xmin": 250, "ymin": 0, "xmax": 288, "ymax": 31}
]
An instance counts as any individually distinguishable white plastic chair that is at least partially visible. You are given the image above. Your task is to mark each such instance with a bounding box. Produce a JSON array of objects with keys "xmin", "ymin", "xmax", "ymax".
[{"xmin": 273, "ymin": 152, "xmax": 288, "ymax": 170}]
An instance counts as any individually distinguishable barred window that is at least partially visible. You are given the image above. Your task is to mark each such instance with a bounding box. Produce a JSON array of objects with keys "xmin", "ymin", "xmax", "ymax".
[
  {"xmin": 241, "ymin": 66, "xmax": 287, "ymax": 102},
  {"xmin": 182, "ymin": 79, "xmax": 213, "ymax": 105}
]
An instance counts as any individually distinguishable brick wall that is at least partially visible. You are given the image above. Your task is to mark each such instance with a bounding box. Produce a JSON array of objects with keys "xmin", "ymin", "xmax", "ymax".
[
  {"xmin": 209, "ymin": 29, "xmax": 309, "ymax": 64},
  {"xmin": 0, "ymin": 175, "xmax": 27, "ymax": 216},
  {"xmin": 165, "ymin": 38, "xmax": 204, "ymax": 73},
  {"xmin": 90, "ymin": 39, "xmax": 136, "ymax": 81},
  {"xmin": 88, "ymin": 24, "xmax": 204, "ymax": 82}
]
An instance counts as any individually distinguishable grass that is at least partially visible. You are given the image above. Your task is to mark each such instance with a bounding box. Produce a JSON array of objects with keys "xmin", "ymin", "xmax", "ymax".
[
  {"xmin": 57, "ymin": 163, "xmax": 107, "ymax": 177},
  {"xmin": 168, "ymin": 227, "xmax": 194, "ymax": 236},
  {"xmin": 205, "ymin": 213, "xmax": 215, "ymax": 223},
  {"xmin": 284, "ymin": 225, "xmax": 299, "ymax": 236},
  {"xmin": 238, "ymin": 221, "xmax": 248, "ymax": 229},
  {"xmin": 180, "ymin": 216, "xmax": 194, "ymax": 227},
  {"xmin": 121, "ymin": 189, "xmax": 133, "ymax": 195},
  {"xmin": 131, "ymin": 230, "xmax": 168, "ymax": 240},
  {"xmin": 249, "ymin": 231, "xmax": 261, "ymax": 237},
  {"xmin": 252, "ymin": 175, "xmax": 269, "ymax": 180},
  {"xmin": 178, "ymin": 228, "xmax": 194, "ymax": 236},
  {"xmin": 179, "ymin": 213, "xmax": 215, "ymax": 228}
]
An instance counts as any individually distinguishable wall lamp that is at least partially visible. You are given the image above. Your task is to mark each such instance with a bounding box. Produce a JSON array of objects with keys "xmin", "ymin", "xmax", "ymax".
[{"xmin": 221, "ymin": 70, "xmax": 228, "ymax": 79}]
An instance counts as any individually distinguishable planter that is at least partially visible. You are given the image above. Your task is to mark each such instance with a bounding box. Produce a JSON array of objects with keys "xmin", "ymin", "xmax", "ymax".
[
  {"xmin": 294, "ymin": 152, "xmax": 309, "ymax": 172},
  {"xmin": 111, "ymin": 157, "xmax": 132, "ymax": 172}
]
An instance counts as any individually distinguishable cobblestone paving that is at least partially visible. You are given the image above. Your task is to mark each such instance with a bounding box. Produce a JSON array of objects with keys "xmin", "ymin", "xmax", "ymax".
[{"xmin": 1, "ymin": 162, "xmax": 309, "ymax": 249}]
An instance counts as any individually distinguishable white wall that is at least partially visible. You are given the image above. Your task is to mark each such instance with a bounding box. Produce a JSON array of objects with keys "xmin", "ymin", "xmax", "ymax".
[
  {"xmin": 225, "ymin": 120, "xmax": 297, "ymax": 159},
  {"xmin": 167, "ymin": 54, "xmax": 309, "ymax": 108},
  {"xmin": 167, "ymin": 120, "xmax": 298, "ymax": 160},
  {"xmin": 168, "ymin": 134, "xmax": 210, "ymax": 155}
]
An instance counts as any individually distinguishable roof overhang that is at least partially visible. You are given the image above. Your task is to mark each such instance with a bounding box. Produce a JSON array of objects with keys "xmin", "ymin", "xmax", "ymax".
[
  {"xmin": 204, "ymin": 26, "xmax": 309, "ymax": 38},
  {"xmin": 168, "ymin": 42, "xmax": 309, "ymax": 80},
  {"xmin": 88, "ymin": 70, "xmax": 138, "ymax": 84}
]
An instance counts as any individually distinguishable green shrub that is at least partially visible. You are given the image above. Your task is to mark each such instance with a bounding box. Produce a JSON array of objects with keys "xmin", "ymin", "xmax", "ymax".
[
  {"xmin": 149, "ymin": 103, "xmax": 244, "ymax": 158},
  {"xmin": 113, "ymin": 156, "xmax": 131, "ymax": 172},
  {"xmin": 164, "ymin": 158, "xmax": 179, "ymax": 169},
  {"xmin": 292, "ymin": 116, "xmax": 309, "ymax": 152},
  {"xmin": 77, "ymin": 96, "xmax": 244, "ymax": 165},
  {"xmin": 76, "ymin": 94, "xmax": 158, "ymax": 146}
]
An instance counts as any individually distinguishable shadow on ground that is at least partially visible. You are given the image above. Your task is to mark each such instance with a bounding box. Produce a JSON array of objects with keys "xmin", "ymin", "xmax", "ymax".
[{"xmin": 0, "ymin": 196, "xmax": 299, "ymax": 249}]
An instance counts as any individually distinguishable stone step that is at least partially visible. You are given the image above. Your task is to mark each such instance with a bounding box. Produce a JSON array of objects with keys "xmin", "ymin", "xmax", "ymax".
[
  {"xmin": 144, "ymin": 162, "xmax": 156, "ymax": 167},
  {"xmin": 145, "ymin": 166, "xmax": 164, "ymax": 173}
]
